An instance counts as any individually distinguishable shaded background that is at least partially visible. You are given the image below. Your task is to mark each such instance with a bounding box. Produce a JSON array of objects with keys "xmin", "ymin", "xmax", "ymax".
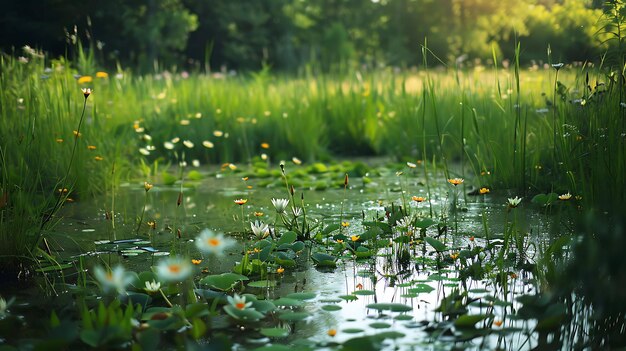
[{"xmin": 0, "ymin": 0, "xmax": 613, "ymax": 72}]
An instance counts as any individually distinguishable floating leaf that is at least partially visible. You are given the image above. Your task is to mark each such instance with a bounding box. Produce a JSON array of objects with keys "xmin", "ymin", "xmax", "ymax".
[
  {"xmin": 408, "ymin": 283, "xmax": 435, "ymax": 294},
  {"xmin": 273, "ymin": 298, "xmax": 303, "ymax": 307},
  {"xmin": 369, "ymin": 322, "xmax": 391, "ymax": 329},
  {"xmin": 223, "ymin": 305, "xmax": 264, "ymax": 321},
  {"xmin": 366, "ymin": 303, "xmax": 412, "ymax": 312},
  {"xmin": 342, "ymin": 328, "xmax": 364, "ymax": 334},
  {"xmin": 353, "ymin": 290, "xmax": 375, "ymax": 296},
  {"xmin": 247, "ymin": 280, "xmax": 276, "ymax": 288},
  {"xmin": 260, "ymin": 328, "xmax": 290, "ymax": 338},
  {"xmin": 321, "ymin": 305, "xmax": 342, "ymax": 311},
  {"xmin": 277, "ymin": 231, "xmax": 297, "ymax": 245},
  {"xmin": 286, "ymin": 292, "xmax": 316, "ymax": 300},
  {"xmin": 200, "ymin": 273, "xmax": 248, "ymax": 291},
  {"xmin": 277, "ymin": 311, "xmax": 310, "ymax": 322},
  {"xmin": 339, "ymin": 295, "xmax": 358, "ymax": 301}
]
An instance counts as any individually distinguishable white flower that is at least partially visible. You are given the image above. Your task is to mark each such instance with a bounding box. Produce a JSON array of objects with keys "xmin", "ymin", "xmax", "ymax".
[
  {"xmin": 156, "ymin": 257, "xmax": 193, "ymax": 284},
  {"xmin": 195, "ymin": 229, "xmax": 236, "ymax": 256},
  {"xmin": 183, "ymin": 140, "xmax": 194, "ymax": 148},
  {"xmin": 202, "ymin": 140, "xmax": 214, "ymax": 148},
  {"xmin": 93, "ymin": 265, "xmax": 134, "ymax": 294},
  {"xmin": 250, "ymin": 221, "xmax": 270, "ymax": 240},
  {"xmin": 507, "ymin": 196, "xmax": 523, "ymax": 208},
  {"xmin": 144, "ymin": 280, "xmax": 161, "ymax": 293},
  {"xmin": 227, "ymin": 293, "xmax": 253, "ymax": 310},
  {"xmin": 271, "ymin": 198, "xmax": 289, "ymax": 214},
  {"xmin": 291, "ymin": 207, "xmax": 302, "ymax": 217},
  {"xmin": 164, "ymin": 141, "xmax": 175, "ymax": 150}
]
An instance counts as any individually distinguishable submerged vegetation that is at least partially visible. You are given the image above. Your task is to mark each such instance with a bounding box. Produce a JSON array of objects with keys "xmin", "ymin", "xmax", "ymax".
[{"xmin": 1, "ymin": 3, "xmax": 626, "ymax": 349}]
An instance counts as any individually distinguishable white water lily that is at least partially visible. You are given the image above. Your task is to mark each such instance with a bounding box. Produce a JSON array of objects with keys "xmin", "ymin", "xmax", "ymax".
[
  {"xmin": 156, "ymin": 257, "xmax": 193, "ymax": 284},
  {"xmin": 144, "ymin": 280, "xmax": 161, "ymax": 293},
  {"xmin": 93, "ymin": 265, "xmax": 134, "ymax": 294},
  {"xmin": 250, "ymin": 221, "xmax": 270, "ymax": 240},
  {"xmin": 227, "ymin": 293, "xmax": 253, "ymax": 310},
  {"xmin": 291, "ymin": 206, "xmax": 302, "ymax": 217},
  {"xmin": 195, "ymin": 229, "xmax": 236, "ymax": 256},
  {"xmin": 507, "ymin": 196, "xmax": 523, "ymax": 208},
  {"xmin": 271, "ymin": 198, "xmax": 289, "ymax": 214}
]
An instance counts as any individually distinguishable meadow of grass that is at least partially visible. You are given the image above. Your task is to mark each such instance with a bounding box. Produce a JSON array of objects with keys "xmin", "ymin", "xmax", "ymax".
[{"xmin": 1, "ymin": 46, "xmax": 625, "ymax": 271}]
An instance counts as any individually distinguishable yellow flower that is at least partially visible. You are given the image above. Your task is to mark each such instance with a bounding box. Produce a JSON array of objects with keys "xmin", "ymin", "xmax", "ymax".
[
  {"xmin": 228, "ymin": 163, "xmax": 237, "ymax": 170},
  {"xmin": 144, "ymin": 182, "xmax": 153, "ymax": 192},
  {"xmin": 292, "ymin": 157, "xmax": 302, "ymax": 165},
  {"xmin": 479, "ymin": 187, "xmax": 490, "ymax": 194},
  {"xmin": 94, "ymin": 156, "xmax": 104, "ymax": 161},
  {"xmin": 191, "ymin": 259, "xmax": 202, "ymax": 265},
  {"xmin": 78, "ymin": 76, "xmax": 93, "ymax": 84},
  {"xmin": 341, "ymin": 221, "xmax": 350, "ymax": 227},
  {"xmin": 147, "ymin": 221, "xmax": 157, "ymax": 229},
  {"xmin": 327, "ymin": 329, "xmax": 337, "ymax": 337},
  {"xmin": 96, "ymin": 71, "xmax": 109, "ymax": 78},
  {"xmin": 493, "ymin": 320, "xmax": 503, "ymax": 327},
  {"xmin": 412, "ymin": 196, "xmax": 426, "ymax": 202},
  {"xmin": 87, "ymin": 145, "xmax": 96, "ymax": 150},
  {"xmin": 213, "ymin": 130, "xmax": 224, "ymax": 137},
  {"xmin": 261, "ymin": 142, "xmax": 270, "ymax": 149},
  {"xmin": 351, "ymin": 235, "xmax": 360, "ymax": 242},
  {"xmin": 558, "ymin": 192, "xmax": 572, "ymax": 200},
  {"xmin": 447, "ymin": 178, "xmax": 464, "ymax": 186},
  {"xmin": 56, "ymin": 138, "xmax": 64, "ymax": 143},
  {"xmin": 254, "ymin": 211, "xmax": 264, "ymax": 217},
  {"xmin": 234, "ymin": 199, "xmax": 248, "ymax": 205},
  {"xmin": 73, "ymin": 130, "xmax": 82, "ymax": 137},
  {"xmin": 336, "ymin": 239, "xmax": 344, "ymax": 244},
  {"xmin": 277, "ymin": 267, "xmax": 285, "ymax": 274},
  {"xmin": 450, "ymin": 252, "xmax": 459, "ymax": 260}
]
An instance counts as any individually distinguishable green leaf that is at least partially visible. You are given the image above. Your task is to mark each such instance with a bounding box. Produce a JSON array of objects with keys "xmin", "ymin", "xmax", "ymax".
[
  {"xmin": 200, "ymin": 273, "xmax": 248, "ymax": 291},
  {"xmin": 425, "ymin": 237, "xmax": 447, "ymax": 252},
  {"xmin": 273, "ymin": 298, "xmax": 303, "ymax": 307},
  {"xmin": 353, "ymin": 290, "xmax": 375, "ymax": 296},
  {"xmin": 285, "ymin": 292, "xmax": 316, "ymax": 300},
  {"xmin": 247, "ymin": 280, "xmax": 276, "ymax": 288},
  {"xmin": 408, "ymin": 283, "xmax": 435, "ymax": 294},
  {"xmin": 322, "ymin": 223, "xmax": 341, "ymax": 235},
  {"xmin": 277, "ymin": 231, "xmax": 297, "ymax": 245},
  {"xmin": 414, "ymin": 218, "xmax": 437, "ymax": 229},
  {"xmin": 454, "ymin": 314, "xmax": 489, "ymax": 328},
  {"xmin": 277, "ymin": 311, "xmax": 310, "ymax": 322},
  {"xmin": 321, "ymin": 305, "xmax": 342, "ymax": 311},
  {"xmin": 260, "ymin": 328, "xmax": 290, "ymax": 338},
  {"xmin": 366, "ymin": 303, "xmax": 412, "ymax": 312}
]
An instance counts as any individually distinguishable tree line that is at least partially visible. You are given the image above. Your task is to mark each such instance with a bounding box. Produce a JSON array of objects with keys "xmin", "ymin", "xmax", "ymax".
[{"xmin": 0, "ymin": 0, "xmax": 619, "ymax": 72}]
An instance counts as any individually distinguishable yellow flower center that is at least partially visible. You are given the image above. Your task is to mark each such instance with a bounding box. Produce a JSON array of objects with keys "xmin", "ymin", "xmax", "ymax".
[
  {"xmin": 168, "ymin": 264, "xmax": 181, "ymax": 274},
  {"xmin": 235, "ymin": 302, "xmax": 246, "ymax": 310},
  {"xmin": 208, "ymin": 238, "xmax": 220, "ymax": 247}
]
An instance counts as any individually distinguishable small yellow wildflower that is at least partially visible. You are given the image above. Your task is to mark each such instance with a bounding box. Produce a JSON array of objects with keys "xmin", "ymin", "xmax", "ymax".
[
  {"xmin": 56, "ymin": 138, "xmax": 64, "ymax": 143},
  {"xmin": 96, "ymin": 71, "xmax": 109, "ymax": 78},
  {"xmin": 144, "ymin": 182, "xmax": 153, "ymax": 192},
  {"xmin": 87, "ymin": 145, "xmax": 96, "ymax": 150},
  {"xmin": 234, "ymin": 199, "xmax": 248, "ymax": 205},
  {"xmin": 254, "ymin": 212, "xmax": 264, "ymax": 217},
  {"xmin": 341, "ymin": 221, "xmax": 350, "ymax": 227},
  {"xmin": 450, "ymin": 252, "xmax": 459, "ymax": 260},
  {"xmin": 351, "ymin": 235, "xmax": 360, "ymax": 242},
  {"xmin": 78, "ymin": 76, "xmax": 93, "ymax": 84},
  {"xmin": 448, "ymin": 178, "xmax": 464, "ymax": 186},
  {"xmin": 479, "ymin": 187, "xmax": 490, "ymax": 194},
  {"xmin": 493, "ymin": 320, "xmax": 503, "ymax": 327},
  {"xmin": 94, "ymin": 156, "xmax": 104, "ymax": 161},
  {"xmin": 559, "ymin": 192, "xmax": 572, "ymax": 200},
  {"xmin": 191, "ymin": 259, "xmax": 202, "ymax": 265},
  {"xmin": 261, "ymin": 142, "xmax": 270, "ymax": 149},
  {"xmin": 73, "ymin": 130, "xmax": 81, "ymax": 137},
  {"xmin": 328, "ymin": 329, "xmax": 337, "ymax": 337},
  {"xmin": 336, "ymin": 239, "xmax": 344, "ymax": 244},
  {"xmin": 277, "ymin": 267, "xmax": 285, "ymax": 274},
  {"xmin": 412, "ymin": 196, "xmax": 426, "ymax": 202}
]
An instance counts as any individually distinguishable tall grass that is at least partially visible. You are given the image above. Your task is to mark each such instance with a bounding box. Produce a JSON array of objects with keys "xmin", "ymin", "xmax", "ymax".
[{"xmin": 2, "ymin": 43, "xmax": 624, "ymax": 275}]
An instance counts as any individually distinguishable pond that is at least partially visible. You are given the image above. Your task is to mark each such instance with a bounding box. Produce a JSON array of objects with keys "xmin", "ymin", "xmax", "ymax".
[{"xmin": 0, "ymin": 161, "xmax": 573, "ymax": 350}]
